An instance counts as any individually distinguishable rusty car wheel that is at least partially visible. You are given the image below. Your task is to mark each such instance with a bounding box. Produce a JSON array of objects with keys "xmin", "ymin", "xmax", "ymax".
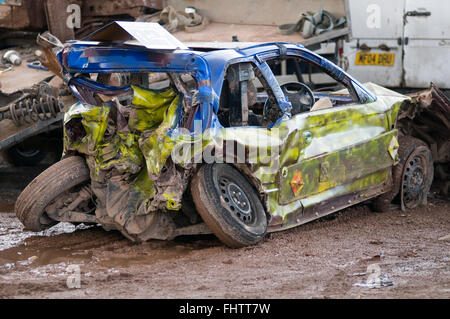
[
  {"xmin": 15, "ymin": 156, "xmax": 90, "ymax": 231},
  {"xmin": 400, "ymin": 143, "xmax": 434, "ymax": 209},
  {"xmin": 372, "ymin": 136, "xmax": 433, "ymax": 212},
  {"xmin": 191, "ymin": 164, "xmax": 267, "ymax": 248}
]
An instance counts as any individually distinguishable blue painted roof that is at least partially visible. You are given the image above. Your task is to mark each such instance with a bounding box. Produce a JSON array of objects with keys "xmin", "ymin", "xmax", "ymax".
[{"xmin": 61, "ymin": 41, "xmax": 376, "ymax": 107}]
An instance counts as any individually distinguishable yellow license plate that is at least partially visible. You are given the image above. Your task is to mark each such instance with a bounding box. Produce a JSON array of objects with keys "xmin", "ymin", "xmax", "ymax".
[{"xmin": 355, "ymin": 52, "xmax": 395, "ymax": 66}]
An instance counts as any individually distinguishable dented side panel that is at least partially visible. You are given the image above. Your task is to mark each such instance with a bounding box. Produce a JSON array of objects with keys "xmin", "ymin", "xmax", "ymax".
[{"xmin": 278, "ymin": 130, "xmax": 398, "ymax": 204}]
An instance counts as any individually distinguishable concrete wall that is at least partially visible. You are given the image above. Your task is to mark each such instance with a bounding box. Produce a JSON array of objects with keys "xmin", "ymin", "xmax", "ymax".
[{"xmin": 166, "ymin": 0, "xmax": 345, "ymax": 26}]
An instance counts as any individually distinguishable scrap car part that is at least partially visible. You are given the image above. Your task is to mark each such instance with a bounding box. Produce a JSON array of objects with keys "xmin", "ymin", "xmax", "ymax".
[
  {"xmin": 226, "ymin": 62, "xmax": 255, "ymax": 126},
  {"xmin": 399, "ymin": 83, "xmax": 450, "ymax": 196},
  {"xmin": 2, "ymin": 50, "xmax": 22, "ymax": 66},
  {"xmin": 0, "ymin": 94, "xmax": 63, "ymax": 126},
  {"xmin": 0, "ymin": 0, "xmax": 46, "ymax": 31},
  {"xmin": 80, "ymin": 0, "xmax": 164, "ymax": 17},
  {"xmin": 45, "ymin": 184, "xmax": 96, "ymax": 223},
  {"xmin": 36, "ymin": 32, "xmax": 63, "ymax": 77}
]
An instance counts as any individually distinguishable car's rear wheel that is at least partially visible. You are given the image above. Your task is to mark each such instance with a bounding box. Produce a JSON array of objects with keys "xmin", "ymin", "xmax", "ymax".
[
  {"xmin": 191, "ymin": 164, "xmax": 267, "ymax": 248},
  {"xmin": 15, "ymin": 156, "xmax": 90, "ymax": 231},
  {"xmin": 372, "ymin": 136, "xmax": 433, "ymax": 212}
]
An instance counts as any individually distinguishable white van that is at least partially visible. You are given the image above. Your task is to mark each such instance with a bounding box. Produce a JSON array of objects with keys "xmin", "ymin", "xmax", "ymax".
[{"xmin": 344, "ymin": 0, "xmax": 450, "ymax": 89}]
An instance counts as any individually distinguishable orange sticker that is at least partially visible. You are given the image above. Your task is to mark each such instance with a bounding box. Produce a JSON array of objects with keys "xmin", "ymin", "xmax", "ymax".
[{"xmin": 290, "ymin": 170, "xmax": 304, "ymax": 195}]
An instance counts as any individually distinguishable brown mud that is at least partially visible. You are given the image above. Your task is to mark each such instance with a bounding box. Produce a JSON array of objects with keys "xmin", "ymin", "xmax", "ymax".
[{"xmin": 0, "ymin": 164, "xmax": 449, "ymax": 298}]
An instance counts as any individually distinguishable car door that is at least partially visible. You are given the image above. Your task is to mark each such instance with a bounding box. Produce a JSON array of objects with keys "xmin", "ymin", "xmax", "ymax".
[
  {"xmin": 270, "ymin": 57, "xmax": 398, "ymax": 218},
  {"xmin": 277, "ymin": 103, "xmax": 397, "ymax": 206}
]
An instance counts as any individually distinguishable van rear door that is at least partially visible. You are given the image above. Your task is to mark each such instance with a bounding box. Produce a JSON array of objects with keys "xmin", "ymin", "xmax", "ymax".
[
  {"xmin": 344, "ymin": 0, "xmax": 405, "ymax": 87},
  {"xmin": 403, "ymin": 0, "xmax": 450, "ymax": 88},
  {"xmin": 344, "ymin": 0, "xmax": 450, "ymax": 89}
]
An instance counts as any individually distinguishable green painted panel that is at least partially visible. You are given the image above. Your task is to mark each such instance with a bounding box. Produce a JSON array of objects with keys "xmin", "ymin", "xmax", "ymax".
[{"xmin": 278, "ymin": 130, "xmax": 397, "ymax": 204}]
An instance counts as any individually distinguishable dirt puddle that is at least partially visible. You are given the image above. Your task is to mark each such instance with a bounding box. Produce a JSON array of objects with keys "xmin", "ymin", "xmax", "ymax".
[{"xmin": 0, "ymin": 213, "xmax": 219, "ymax": 270}]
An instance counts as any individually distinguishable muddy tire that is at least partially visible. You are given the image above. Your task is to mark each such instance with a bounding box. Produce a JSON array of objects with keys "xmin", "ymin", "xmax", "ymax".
[
  {"xmin": 372, "ymin": 136, "xmax": 434, "ymax": 212},
  {"xmin": 191, "ymin": 164, "xmax": 267, "ymax": 248},
  {"xmin": 15, "ymin": 156, "xmax": 90, "ymax": 231}
]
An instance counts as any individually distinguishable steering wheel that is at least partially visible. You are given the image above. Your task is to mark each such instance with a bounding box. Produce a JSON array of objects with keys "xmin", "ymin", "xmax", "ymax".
[
  {"xmin": 280, "ymin": 82, "xmax": 315, "ymax": 115},
  {"xmin": 264, "ymin": 82, "xmax": 315, "ymax": 118}
]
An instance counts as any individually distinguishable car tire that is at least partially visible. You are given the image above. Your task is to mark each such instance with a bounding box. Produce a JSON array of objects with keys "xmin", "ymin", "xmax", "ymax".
[
  {"xmin": 6, "ymin": 146, "xmax": 47, "ymax": 166},
  {"xmin": 191, "ymin": 164, "xmax": 267, "ymax": 248},
  {"xmin": 15, "ymin": 156, "xmax": 90, "ymax": 231},
  {"xmin": 372, "ymin": 136, "xmax": 434, "ymax": 212}
]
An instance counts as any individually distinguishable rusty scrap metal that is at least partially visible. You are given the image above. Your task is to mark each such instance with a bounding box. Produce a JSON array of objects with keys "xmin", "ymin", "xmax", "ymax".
[
  {"xmin": 80, "ymin": 0, "xmax": 164, "ymax": 17},
  {"xmin": 48, "ymin": 0, "xmax": 165, "ymax": 40},
  {"xmin": 45, "ymin": 185, "xmax": 95, "ymax": 223},
  {"xmin": 0, "ymin": 94, "xmax": 63, "ymax": 126},
  {"xmin": 0, "ymin": 0, "xmax": 46, "ymax": 30},
  {"xmin": 401, "ymin": 83, "xmax": 450, "ymax": 196},
  {"xmin": 412, "ymin": 83, "xmax": 450, "ymax": 131},
  {"xmin": 44, "ymin": 0, "xmax": 75, "ymax": 42},
  {"xmin": 403, "ymin": 83, "xmax": 450, "ymax": 162},
  {"xmin": 1, "ymin": 0, "xmax": 164, "ymax": 40},
  {"xmin": 36, "ymin": 32, "xmax": 63, "ymax": 78}
]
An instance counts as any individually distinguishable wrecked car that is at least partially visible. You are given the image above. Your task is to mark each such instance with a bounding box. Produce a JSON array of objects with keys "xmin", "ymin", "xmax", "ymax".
[{"xmin": 15, "ymin": 22, "xmax": 447, "ymax": 248}]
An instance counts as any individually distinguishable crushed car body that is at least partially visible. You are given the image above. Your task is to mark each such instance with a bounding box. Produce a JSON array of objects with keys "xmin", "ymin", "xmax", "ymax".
[{"xmin": 15, "ymin": 22, "xmax": 449, "ymax": 247}]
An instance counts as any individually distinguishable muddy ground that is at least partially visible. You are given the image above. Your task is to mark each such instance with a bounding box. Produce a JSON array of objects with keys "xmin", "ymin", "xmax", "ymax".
[{"xmin": 0, "ymin": 160, "xmax": 449, "ymax": 299}]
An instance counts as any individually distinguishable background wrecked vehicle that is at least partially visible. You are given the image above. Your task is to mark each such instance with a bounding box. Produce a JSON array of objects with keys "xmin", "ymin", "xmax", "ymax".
[{"xmin": 14, "ymin": 22, "xmax": 449, "ymax": 248}]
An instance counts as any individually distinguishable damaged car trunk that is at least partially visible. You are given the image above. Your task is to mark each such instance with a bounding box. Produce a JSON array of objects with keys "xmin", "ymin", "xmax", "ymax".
[{"xmin": 61, "ymin": 77, "xmax": 209, "ymax": 242}]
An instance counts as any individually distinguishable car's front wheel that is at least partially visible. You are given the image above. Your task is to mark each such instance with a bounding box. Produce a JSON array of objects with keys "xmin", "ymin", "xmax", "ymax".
[{"xmin": 191, "ymin": 164, "xmax": 267, "ymax": 248}]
